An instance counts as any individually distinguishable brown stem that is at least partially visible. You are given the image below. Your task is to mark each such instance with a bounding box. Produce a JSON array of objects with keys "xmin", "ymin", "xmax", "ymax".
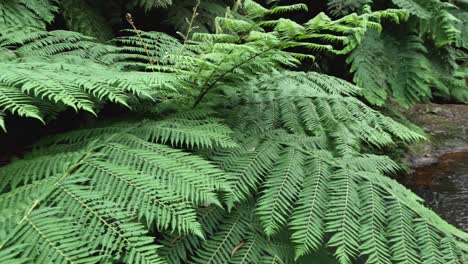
[{"xmin": 126, "ymin": 13, "xmax": 154, "ymax": 66}]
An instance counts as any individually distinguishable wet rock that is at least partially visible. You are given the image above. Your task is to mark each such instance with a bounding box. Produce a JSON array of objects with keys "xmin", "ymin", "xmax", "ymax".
[
  {"xmin": 404, "ymin": 103, "xmax": 468, "ymax": 168},
  {"xmin": 403, "ymin": 103, "xmax": 468, "ymax": 231}
]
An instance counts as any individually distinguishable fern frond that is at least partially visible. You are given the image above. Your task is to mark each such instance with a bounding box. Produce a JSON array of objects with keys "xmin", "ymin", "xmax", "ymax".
[
  {"xmin": 206, "ymin": 71, "xmax": 466, "ymax": 264},
  {"xmin": 4, "ymin": 208, "xmax": 102, "ymax": 263},
  {"xmin": 223, "ymin": 71, "xmax": 423, "ymax": 149},
  {"xmin": 191, "ymin": 208, "xmax": 251, "ymax": 264},
  {"xmin": 37, "ymin": 114, "xmax": 236, "ymax": 150},
  {"xmin": 0, "ymin": 113, "xmax": 235, "ymax": 263},
  {"xmin": 159, "ymin": 205, "xmax": 226, "ymax": 264},
  {"xmin": 391, "ymin": 0, "xmax": 435, "ymax": 18},
  {"xmin": 346, "ymin": 29, "xmax": 389, "ymax": 105},
  {"xmin": 387, "ymin": 200, "xmax": 421, "ymax": 264},
  {"xmin": 358, "ymin": 182, "xmax": 391, "ymax": 264},
  {"xmin": 324, "ymin": 169, "xmax": 361, "ymax": 264},
  {"xmin": 0, "ymin": 0, "xmax": 57, "ymax": 29},
  {"xmin": 0, "ymin": 27, "xmax": 186, "ymax": 129},
  {"xmin": 257, "ymin": 147, "xmax": 304, "ymax": 235},
  {"xmin": 0, "ymin": 151, "xmax": 85, "ymax": 191},
  {"xmin": 290, "ymin": 154, "xmax": 332, "ymax": 258},
  {"xmin": 80, "ymin": 160, "xmax": 203, "ymax": 235},
  {"xmin": 419, "ymin": 8, "xmax": 462, "ymax": 47},
  {"xmin": 213, "ymin": 140, "xmax": 282, "ymax": 205},
  {"xmin": 389, "ymin": 34, "xmax": 432, "ymax": 107},
  {"xmin": 348, "ymin": 30, "xmax": 433, "ymax": 107},
  {"xmin": 0, "ymin": 244, "xmax": 29, "ymax": 264},
  {"xmin": 414, "ymin": 218, "xmax": 444, "ymax": 264}
]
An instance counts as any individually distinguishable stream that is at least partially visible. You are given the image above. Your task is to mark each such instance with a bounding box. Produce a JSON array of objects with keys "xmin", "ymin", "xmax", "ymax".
[{"xmin": 407, "ymin": 151, "xmax": 468, "ymax": 231}]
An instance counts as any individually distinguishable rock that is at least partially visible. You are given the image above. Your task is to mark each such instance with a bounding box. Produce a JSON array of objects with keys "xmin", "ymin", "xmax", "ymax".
[{"xmin": 404, "ymin": 103, "xmax": 468, "ymax": 168}]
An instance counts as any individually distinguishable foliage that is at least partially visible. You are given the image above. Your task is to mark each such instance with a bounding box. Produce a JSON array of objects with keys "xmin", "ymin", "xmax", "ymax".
[
  {"xmin": 0, "ymin": 0, "xmax": 467, "ymax": 264},
  {"xmin": 0, "ymin": 27, "xmax": 179, "ymax": 131},
  {"xmin": 0, "ymin": 0, "xmax": 57, "ymax": 29},
  {"xmin": 345, "ymin": 0, "xmax": 467, "ymax": 106},
  {"xmin": 59, "ymin": 0, "xmax": 114, "ymax": 41}
]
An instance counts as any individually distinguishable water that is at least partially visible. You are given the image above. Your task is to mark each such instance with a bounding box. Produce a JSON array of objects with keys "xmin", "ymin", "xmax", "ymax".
[{"xmin": 407, "ymin": 152, "xmax": 468, "ymax": 231}]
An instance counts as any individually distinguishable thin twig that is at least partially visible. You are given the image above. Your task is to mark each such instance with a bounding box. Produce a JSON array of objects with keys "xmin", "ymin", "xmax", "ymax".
[{"xmin": 126, "ymin": 13, "xmax": 154, "ymax": 66}]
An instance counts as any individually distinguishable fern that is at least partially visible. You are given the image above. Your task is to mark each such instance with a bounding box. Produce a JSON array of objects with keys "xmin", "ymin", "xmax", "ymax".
[
  {"xmin": 59, "ymin": 0, "xmax": 114, "ymax": 41},
  {"xmin": 205, "ymin": 71, "xmax": 465, "ymax": 263},
  {"xmin": 0, "ymin": 0, "xmax": 57, "ymax": 29},
  {"xmin": 0, "ymin": 1, "xmax": 467, "ymax": 264},
  {"xmin": 0, "ymin": 114, "xmax": 236, "ymax": 263},
  {"xmin": 0, "ymin": 28, "xmax": 180, "ymax": 129},
  {"xmin": 346, "ymin": 29, "xmax": 389, "ymax": 105},
  {"xmin": 348, "ymin": 30, "xmax": 433, "ymax": 107}
]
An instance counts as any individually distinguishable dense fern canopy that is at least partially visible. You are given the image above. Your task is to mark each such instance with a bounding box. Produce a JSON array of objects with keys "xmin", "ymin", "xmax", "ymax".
[{"xmin": 0, "ymin": 0, "xmax": 467, "ymax": 264}]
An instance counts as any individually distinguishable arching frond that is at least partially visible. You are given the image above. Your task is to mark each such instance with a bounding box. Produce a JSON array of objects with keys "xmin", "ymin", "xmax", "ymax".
[
  {"xmin": 0, "ymin": 114, "xmax": 235, "ymax": 263},
  {"xmin": 0, "ymin": 28, "xmax": 181, "ymax": 130}
]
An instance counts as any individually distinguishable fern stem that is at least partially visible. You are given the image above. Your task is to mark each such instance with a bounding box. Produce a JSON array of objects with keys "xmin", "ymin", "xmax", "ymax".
[
  {"xmin": 0, "ymin": 150, "xmax": 95, "ymax": 249},
  {"xmin": 192, "ymin": 45, "xmax": 276, "ymax": 108},
  {"xmin": 126, "ymin": 13, "xmax": 154, "ymax": 66}
]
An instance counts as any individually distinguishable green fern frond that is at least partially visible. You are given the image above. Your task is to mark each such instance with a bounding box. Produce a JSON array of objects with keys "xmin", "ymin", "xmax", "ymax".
[
  {"xmin": 346, "ymin": 29, "xmax": 389, "ymax": 105},
  {"xmin": 223, "ymin": 71, "xmax": 423, "ymax": 149},
  {"xmin": 213, "ymin": 140, "xmax": 282, "ymax": 205},
  {"xmin": 51, "ymin": 183, "xmax": 165, "ymax": 263},
  {"xmin": 0, "ymin": 113, "xmax": 236, "ymax": 263},
  {"xmin": 206, "ymin": 71, "xmax": 464, "ymax": 264},
  {"xmin": 389, "ymin": 34, "xmax": 433, "ymax": 107},
  {"xmin": 159, "ymin": 205, "xmax": 226, "ymax": 264},
  {"xmin": 4, "ymin": 208, "xmax": 102, "ymax": 263},
  {"xmin": 0, "ymin": 244, "xmax": 29, "ymax": 263},
  {"xmin": 419, "ymin": 8, "xmax": 462, "ymax": 47},
  {"xmin": 257, "ymin": 147, "xmax": 305, "ymax": 235},
  {"xmin": 452, "ymin": 9, "xmax": 468, "ymax": 48},
  {"xmin": 290, "ymin": 154, "xmax": 332, "ymax": 258},
  {"xmin": 324, "ymin": 169, "xmax": 361, "ymax": 264},
  {"xmin": 0, "ymin": 151, "xmax": 85, "ymax": 191},
  {"xmin": 0, "ymin": 28, "xmax": 183, "ymax": 129},
  {"xmin": 191, "ymin": 207, "xmax": 251, "ymax": 264},
  {"xmin": 348, "ymin": 30, "xmax": 434, "ymax": 107},
  {"xmin": 391, "ymin": 0, "xmax": 436, "ymax": 18},
  {"xmin": 0, "ymin": 0, "xmax": 57, "ymax": 29},
  {"xmin": 36, "ymin": 114, "xmax": 236, "ymax": 150},
  {"xmin": 357, "ymin": 182, "xmax": 391, "ymax": 264},
  {"xmin": 387, "ymin": 200, "xmax": 421, "ymax": 264}
]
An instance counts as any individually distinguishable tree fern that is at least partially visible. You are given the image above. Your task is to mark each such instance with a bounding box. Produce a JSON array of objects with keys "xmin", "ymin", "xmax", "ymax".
[
  {"xmin": 205, "ymin": 71, "xmax": 465, "ymax": 263},
  {"xmin": 0, "ymin": 1, "xmax": 467, "ymax": 264}
]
